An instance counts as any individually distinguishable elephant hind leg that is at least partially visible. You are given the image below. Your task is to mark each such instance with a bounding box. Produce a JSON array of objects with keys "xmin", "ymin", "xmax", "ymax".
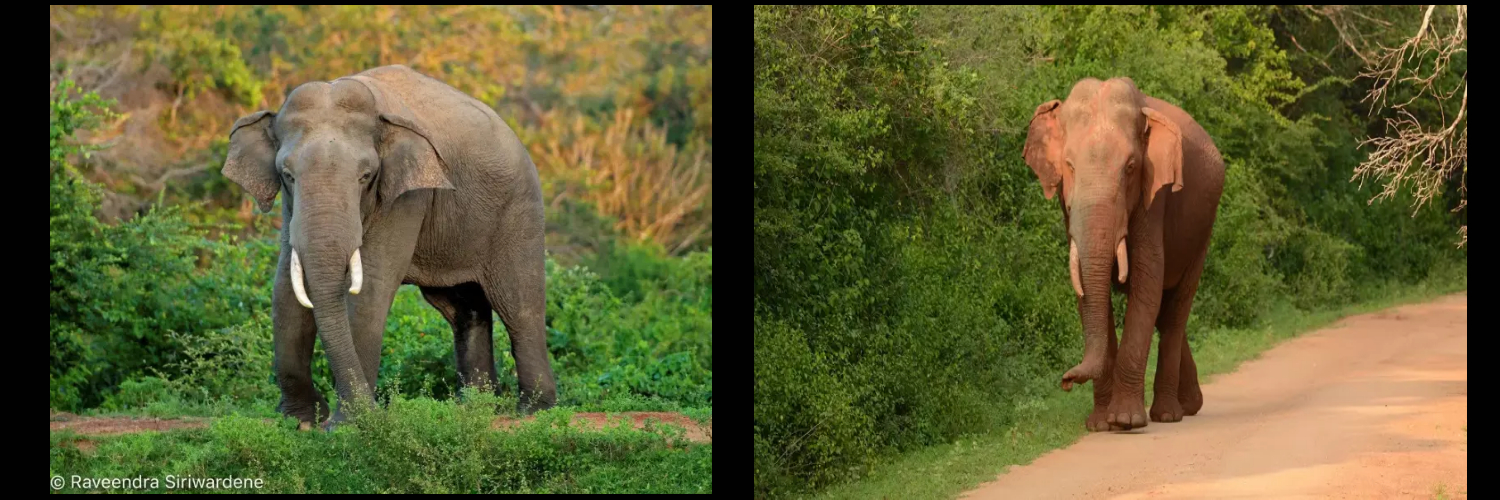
[
  {"xmin": 479, "ymin": 213, "xmax": 557, "ymax": 415},
  {"xmin": 419, "ymin": 283, "xmax": 502, "ymax": 396},
  {"xmin": 1178, "ymin": 335, "xmax": 1202, "ymax": 415},
  {"xmin": 1150, "ymin": 288, "xmax": 1187, "ymax": 423},
  {"xmin": 1151, "ymin": 251, "xmax": 1209, "ymax": 422}
]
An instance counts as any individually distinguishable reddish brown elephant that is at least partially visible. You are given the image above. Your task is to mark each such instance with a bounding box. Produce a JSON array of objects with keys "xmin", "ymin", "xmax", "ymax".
[{"xmin": 1023, "ymin": 77, "xmax": 1225, "ymax": 431}]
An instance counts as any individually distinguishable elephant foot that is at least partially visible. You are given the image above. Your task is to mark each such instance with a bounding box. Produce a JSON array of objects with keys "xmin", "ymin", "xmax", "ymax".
[
  {"xmin": 320, "ymin": 409, "xmax": 350, "ymax": 432},
  {"xmin": 1149, "ymin": 397, "xmax": 1184, "ymax": 423},
  {"xmin": 1180, "ymin": 389, "xmax": 1203, "ymax": 416},
  {"xmin": 1106, "ymin": 396, "xmax": 1148, "ymax": 430},
  {"xmin": 1086, "ymin": 407, "xmax": 1114, "ymax": 432},
  {"xmin": 278, "ymin": 397, "xmax": 331, "ymax": 430}
]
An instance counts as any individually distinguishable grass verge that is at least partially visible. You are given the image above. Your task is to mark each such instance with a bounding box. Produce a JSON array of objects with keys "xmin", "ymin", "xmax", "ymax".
[{"xmin": 50, "ymin": 394, "xmax": 711, "ymax": 493}]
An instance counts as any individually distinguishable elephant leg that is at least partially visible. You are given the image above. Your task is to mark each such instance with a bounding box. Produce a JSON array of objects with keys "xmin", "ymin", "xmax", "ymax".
[
  {"xmin": 480, "ymin": 205, "xmax": 557, "ymax": 415},
  {"xmin": 273, "ymin": 242, "xmax": 331, "ymax": 426},
  {"xmin": 1109, "ymin": 293, "xmax": 1161, "ymax": 430},
  {"xmin": 345, "ymin": 264, "xmax": 406, "ymax": 403},
  {"xmin": 339, "ymin": 191, "xmax": 429, "ymax": 418},
  {"xmin": 420, "ymin": 283, "xmax": 502, "ymax": 395},
  {"xmin": 1150, "ymin": 288, "xmax": 1187, "ymax": 423},
  {"xmin": 1161, "ymin": 249, "xmax": 1210, "ymax": 417},
  {"xmin": 1179, "ymin": 334, "xmax": 1202, "ymax": 416},
  {"xmin": 1109, "ymin": 230, "xmax": 1166, "ymax": 431},
  {"xmin": 1085, "ymin": 296, "xmax": 1118, "ymax": 432}
]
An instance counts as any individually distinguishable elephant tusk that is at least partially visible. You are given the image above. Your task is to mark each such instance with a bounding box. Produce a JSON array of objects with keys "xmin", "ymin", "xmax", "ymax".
[
  {"xmin": 1115, "ymin": 239, "xmax": 1129, "ymax": 283},
  {"xmin": 290, "ymin": 249, "xmax": 314, "ymax": 309},
  {"xmin": 1069, "ymin": 240, "xmax": 1084, "ymax": 298},
  {"xmin": 348, "ymin": 249, "xmax": 363, "ymax": 295}
]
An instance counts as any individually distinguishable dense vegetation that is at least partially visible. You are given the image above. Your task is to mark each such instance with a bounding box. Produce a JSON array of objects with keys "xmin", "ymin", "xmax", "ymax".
[
  {"xmin": 50, "ymin": 6, "xmax": 709, "ymax": 493},
  {"xmin": 754, "ymin": 6, "xmax": 1464, "ymax": 497}
]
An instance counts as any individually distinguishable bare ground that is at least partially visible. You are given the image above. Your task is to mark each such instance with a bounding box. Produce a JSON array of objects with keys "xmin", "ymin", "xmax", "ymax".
[
  {"xmin": 963, "ymin": 293, "xmax": 1467, "ymax": 499},
  {"xmin": 50, "ymin": 411, "xmax": 711, "ymax": 445}
]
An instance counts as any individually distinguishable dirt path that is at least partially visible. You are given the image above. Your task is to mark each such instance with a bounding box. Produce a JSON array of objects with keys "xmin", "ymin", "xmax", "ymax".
[
  {"xmin": 963, "ymin": 293, "xmax": 1467, "ymax": 500},
  {"xmin": 51, "ymin": 412, "xmax": 711, "ymax": 443}
]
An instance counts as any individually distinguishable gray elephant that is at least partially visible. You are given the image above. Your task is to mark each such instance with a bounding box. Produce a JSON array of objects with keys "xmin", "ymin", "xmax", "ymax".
[
  {"xmin": 222, "ymin": 65, "xmax": 557, "ymax": 428},
  {"xmin": 1023, "ymin": 77, "xmax": 1225, "ymax": 431}
]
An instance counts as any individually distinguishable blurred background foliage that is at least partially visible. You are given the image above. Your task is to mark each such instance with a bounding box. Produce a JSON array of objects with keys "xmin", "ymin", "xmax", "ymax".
[
  {"xmin": 50, "ymin": 6, "xmax": 710, "ymax": 418},
  {"xmin": 50, "ymin": 5, "xmax": 710, "ymax": 256},
  {"xmin": 754, "ymin": 5, "xmax": 1463, "ymax": 497}
]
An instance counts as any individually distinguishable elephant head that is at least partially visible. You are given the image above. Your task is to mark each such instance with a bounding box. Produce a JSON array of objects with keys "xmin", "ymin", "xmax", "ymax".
[
  {"xmin": 221, "ymin": 78, "xmax": 455, "ymax": 412},
  {"xmin": 1022, "ymin": 77, "xmax": 1184, "ymax": 390}
]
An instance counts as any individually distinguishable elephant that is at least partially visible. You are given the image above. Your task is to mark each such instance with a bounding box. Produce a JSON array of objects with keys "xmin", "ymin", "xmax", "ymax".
[
  {"xmin": 1022, "ymin": 77, "xmax": 1225, "ymax": 431},
  {"xmin": 221, "ymin": 65, "xmax": 557, "ymax": 428}
]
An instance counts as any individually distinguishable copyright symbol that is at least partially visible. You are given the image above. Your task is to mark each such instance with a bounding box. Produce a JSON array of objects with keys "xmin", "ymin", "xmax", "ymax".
[{"xmin": 51, "ymin": 475, "xmax": 64, "ymax": 490}]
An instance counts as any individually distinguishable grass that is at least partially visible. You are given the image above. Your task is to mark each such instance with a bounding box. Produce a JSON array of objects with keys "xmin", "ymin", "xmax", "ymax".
[
  {"xmin": 808, "ymin": 282, "xmax": 1465, "ymax": 500},
  {"xmin": 50, "ymin": 394, "xmax": 711, "ymax": 493}
]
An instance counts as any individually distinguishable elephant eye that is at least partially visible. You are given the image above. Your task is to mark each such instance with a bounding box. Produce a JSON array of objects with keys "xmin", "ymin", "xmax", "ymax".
[
  {"xmin": 281, "ymin": 169, "xmax": 294, "ymax": 183},
  {"xmin": 360, "ymin": 171, "xmax": 372, "ymax": 183}
]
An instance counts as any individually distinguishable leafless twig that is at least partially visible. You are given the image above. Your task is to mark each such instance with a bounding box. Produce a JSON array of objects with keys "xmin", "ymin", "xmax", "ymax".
[{"xmin": 1349, "ymin": 5, "xmax": 1466, "ymax": 246}]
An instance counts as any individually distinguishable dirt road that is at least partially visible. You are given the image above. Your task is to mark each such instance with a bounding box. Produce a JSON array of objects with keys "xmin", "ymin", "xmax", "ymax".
[{"xmin": 963, "ymin": 293, "xmax": 1467, "ymax": 499}]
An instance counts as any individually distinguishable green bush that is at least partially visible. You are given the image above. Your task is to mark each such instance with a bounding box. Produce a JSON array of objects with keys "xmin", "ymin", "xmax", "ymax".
[
  {"xmin": 753, "ymin": 317, "xmax": 873, "ymax": 496},
  {"xmin": 51, "ymin": 78, "xmax": 272, "ymax": 410},
  {"xmin": 50, "ymin": 395, "xmax": 712, "ymax": 493}
]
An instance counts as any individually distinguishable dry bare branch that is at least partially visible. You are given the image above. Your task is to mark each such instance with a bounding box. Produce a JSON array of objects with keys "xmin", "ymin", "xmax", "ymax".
[
  {"xmin": 1307, "ymin": 5, "xmax": 1375, "ymax": 66},
  {"xmin": 1350, "ymin": 5, "xmax": 1466, "ymax": 246}
]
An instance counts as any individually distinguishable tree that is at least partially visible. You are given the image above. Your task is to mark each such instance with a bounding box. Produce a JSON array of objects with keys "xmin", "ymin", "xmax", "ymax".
[{"xmin": 1312, "ymin": 5, "xmax": 1466, "ymax": 246}]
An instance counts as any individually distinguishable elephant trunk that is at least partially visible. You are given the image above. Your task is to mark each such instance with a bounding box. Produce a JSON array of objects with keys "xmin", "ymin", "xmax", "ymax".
[
  {"xmin": 292, "ymin": 204, "xmax": 373, "ymax": 417},
  {"xmin": 1060, "ymin": 208, "xmax": 1128, "ymax": 391}
]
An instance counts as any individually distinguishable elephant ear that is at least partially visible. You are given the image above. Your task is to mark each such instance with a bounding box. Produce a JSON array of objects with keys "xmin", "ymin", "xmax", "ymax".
[
  {"xmin": 340, "ymin": 75, "xmax": 457, "ymax": 209},
  {"xmin": 1141, "ymin": 107, "xmax": 1184, "ymax": 209},
  {"xmin": 377, "ymin": 116, "xmax": 456, "ymax": 210},
  {"xmin": 221, "ymin": 111, "xmax": 280, "ymax": 213},
  {"xmin": 1023, "ymin": 100, "xmax": 1069, "ymax": 203}
]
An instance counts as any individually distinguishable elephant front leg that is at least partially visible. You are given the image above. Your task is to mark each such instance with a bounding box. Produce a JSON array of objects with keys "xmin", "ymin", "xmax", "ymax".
[
  {"xmin": 345, "ymin": 259, "xmax": 407, "ymax": 406},
  {"xmin": 333, "ymin": 193, "xmax": 429, "ymax": 426},
  {"xmin": 1085, "ymin": 295, "xmax": 1118, "ymax": 432},
  {"xmin": 1107, "ymin": 238, "xmax": 1165, "ymax": 431},
  {"xmin": 272, "ymin": 244, "xmax": 331, "ymax": 428}
]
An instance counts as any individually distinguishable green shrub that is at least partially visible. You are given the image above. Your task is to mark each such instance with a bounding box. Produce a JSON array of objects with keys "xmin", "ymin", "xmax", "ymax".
[
  {"xmin": 50, "ymin": 396, "xmax": 712, "ymax": 493},
  {"xmin": 753, "ymin": 317, "xmax": 873, "ymax": 496}
]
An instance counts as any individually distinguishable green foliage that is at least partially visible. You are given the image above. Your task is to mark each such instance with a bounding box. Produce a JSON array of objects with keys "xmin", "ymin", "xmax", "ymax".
[
  {"xmin": 49, "ymin": 78, "xmax": 117, "ymax": 164},
  {"xmin": 545, "ymin": 252, "xmax": 713, "ymax": 408},
  {"xmin": 139, "ymin": 7, "xmax": 266, "ymax": 106},
  {"xmin": 754, "ymin": 5, "xmax": 1464, "ymax": 498},
  {"xmin": 50, "ymin": 79, "xmax": 271, "ymax": 409},
  {"xmin": 53, "ymin": 5, "xmax": 712, "ymax": 253}
]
